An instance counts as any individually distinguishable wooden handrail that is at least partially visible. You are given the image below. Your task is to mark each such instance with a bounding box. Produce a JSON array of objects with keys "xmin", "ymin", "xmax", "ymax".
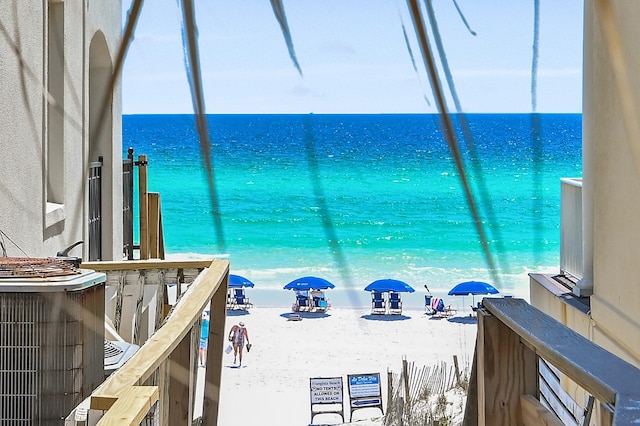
[
  {"xmin": 477, "ymin": 298, "xmax": 640, "ymax": 426},
  {"xmin": 82, "ymin": 259, "xmax": 214, "ymax": 271},
  {"xmin": 89, "ymin": 259, "xmax": 229, "ymax": 421},
  {"xmin": 96, "ymin": 386, "xmax": 159, "ymax": 425}
]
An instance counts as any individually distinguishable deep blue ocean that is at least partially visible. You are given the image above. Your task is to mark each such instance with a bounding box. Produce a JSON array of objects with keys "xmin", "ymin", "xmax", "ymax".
[{"xmin": 122, "ymin": 114, "xmax": 582, "ymax": 308}]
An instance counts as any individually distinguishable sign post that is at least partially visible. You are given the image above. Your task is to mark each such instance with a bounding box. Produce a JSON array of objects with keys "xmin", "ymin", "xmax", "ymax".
[
  {"xmin": 347, "ymin": 373, "xmax": 384, "ymax": 418},
  {"xmin": 309, "ymin": 377, "xmax": 344, "ymax": 424}
]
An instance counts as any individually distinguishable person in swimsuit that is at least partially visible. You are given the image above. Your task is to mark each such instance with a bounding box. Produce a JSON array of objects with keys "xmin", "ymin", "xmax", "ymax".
[{"xmin": 228, "ymin": 321, "xmax": 250, "ymax": 366}]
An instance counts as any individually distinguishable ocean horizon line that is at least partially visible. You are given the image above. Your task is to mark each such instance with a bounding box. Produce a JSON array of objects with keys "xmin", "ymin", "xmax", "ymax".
[{"xmin": 123, "ymin": 111, "xmax": 582, "ymax": 117}]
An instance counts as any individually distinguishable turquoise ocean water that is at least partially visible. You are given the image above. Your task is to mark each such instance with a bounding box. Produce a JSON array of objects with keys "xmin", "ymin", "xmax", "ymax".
[{"xmin": 123, "ymin": 114, "xmax": 582, "ymax": 309}]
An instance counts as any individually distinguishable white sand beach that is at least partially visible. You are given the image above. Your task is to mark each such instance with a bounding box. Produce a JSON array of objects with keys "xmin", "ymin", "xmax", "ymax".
[{"xmin": 201, "ymin": 306, "xmax": 479, "ymax": 425}]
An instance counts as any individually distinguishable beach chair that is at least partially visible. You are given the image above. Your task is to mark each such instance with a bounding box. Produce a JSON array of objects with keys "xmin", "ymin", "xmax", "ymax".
[
  {"xmin": 388, "ymin": 291, "xmax": 403, "ymax": 315},
  {"xmin": 226, "ymin": 289, "xmax": 234, "ymax": 310},
  {"xmin": 425, "ymin": 294, "xmax": 435, "ymax": 315},
  {"xmin": 371, "ymin": 291, "xmax": 387, "ymax": 315},
  {"xmin": 232, "ymin": 288, "xmax": 253, "ymax": 310},
  {"xmin": 431, "ymin": 297, "xmax": 456, "ymax": 317},
  {"xmin": 295, "ymin": 294, "xmax": 310, "ymax": 312},
  {"xmin": 311, "ymin": 291, "xmax": 329, "ymax": 312}
]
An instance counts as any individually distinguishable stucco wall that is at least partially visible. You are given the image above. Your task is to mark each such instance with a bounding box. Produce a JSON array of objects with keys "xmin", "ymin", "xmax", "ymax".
[
  {"xmin": 0, "ymin": 1, "xmax": 122, "ymax": 260},
  {"xmin": 584, "ymin": 0, "xmax": 640, "ymax": 365},
  {"xmin": 0, "ymin": 2, "xmax": 48, "ymax": 256}
]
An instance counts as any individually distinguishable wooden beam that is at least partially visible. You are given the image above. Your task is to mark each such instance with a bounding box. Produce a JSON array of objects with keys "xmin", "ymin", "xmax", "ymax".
[
  {"xmin": 168, "ymin": 325, "xmax": 196, "ymax": 424},
  {"xmin": 520, "ymin": 395, "xmax": 564, "ymax": 426},
  {"xmin": 202, "ymin": 270, "xmax": 229, "ymax": 425},
  {"xmin": 462, "ymin": 344, "xmax": 478, "ymax": 426},
  {"xmin": 157, "ymin": 359, "xmax": 170, "ymax": 425},
  {"xmin": 90, "ymin": 260, "xmax": 229, "ymax": 410},
  {"xmin": 138, "ymin": 154, "xmax": 149, "ymax": 260},
  {"xmin": 155, "ymin": 269, "xmax": 168, "ymax": 330},
  {"xmin": 148, "ymin": 192, "xmax": 161, "ymax": 259},
  {"xmin": 113, "ymin": 270, "xmax": 126, "ymax": 333},
  {"xmin": 82, "ymin": 259, "xmax": 215, "ymax": 271},
  {"xmin": 96, "ymin": 386, "xmax": 158, "ymax": 426},
  {"xmin": 477, "ymin": 307, "xmax": 538, "ymax": 425}
]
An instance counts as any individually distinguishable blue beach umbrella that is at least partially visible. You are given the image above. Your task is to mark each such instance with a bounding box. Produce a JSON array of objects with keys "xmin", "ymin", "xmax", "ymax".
[
  {"xmin": 283, "ymin": 276, "xmax": 335, "ymax": 291},
  {"xmin": 229, "ymin": 274, "xmax": 255, "ymax": 288},
  {"xmin": 448, "ymin": 281, "xmax": 499, "ymax": 296},
  {"xmin": 448, "ymin": 280, "xmax": 499, "ymax": 307},
  {"xmin": 364, "ymin": 279, "xmax": 415, "ymax": 293}
]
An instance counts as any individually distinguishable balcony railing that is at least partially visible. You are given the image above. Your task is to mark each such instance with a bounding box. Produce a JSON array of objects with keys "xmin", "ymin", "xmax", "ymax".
[
  {"xmin": 465, "ymin": 298, "xmax": 640, "ymax": 426},
  {"xmin": 560, "ymin": 178, "xmax": 583, "ymax": 280},
  {"xmin": 66, "ymin": 259, "xmax": 229, "ymax": 425}
]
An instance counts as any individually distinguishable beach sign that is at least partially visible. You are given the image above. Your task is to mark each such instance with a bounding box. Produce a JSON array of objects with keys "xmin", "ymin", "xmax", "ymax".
[
  {"xmin": 347, "ymin": 373, "xmax": 383, "ymax": 417},
  {"xmin": 309, "ymin": 377, "xmax": 344, "ymax": 423}
]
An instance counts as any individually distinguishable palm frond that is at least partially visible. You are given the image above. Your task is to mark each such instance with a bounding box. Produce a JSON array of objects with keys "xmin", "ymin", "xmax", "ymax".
[
  {"xmin": 406, "ymin": 0, "xmax": 499, "ymax": 283},
  {"xmin": 179, "ymin": 0, "xmax": 225, "ymax": 251},
  {"xmin": 270, "ymin": 0, "xmax": 303, "ymax": 76}
]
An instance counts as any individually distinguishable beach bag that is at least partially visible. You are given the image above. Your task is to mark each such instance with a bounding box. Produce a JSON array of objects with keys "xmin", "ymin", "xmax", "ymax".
[
  {"xmin": 225, "ymin": 344, "xmax": 233, "ymax": 354},
  {"xmin": 246, "ymin": 343, "xmax": 252, "ymax": 352}
]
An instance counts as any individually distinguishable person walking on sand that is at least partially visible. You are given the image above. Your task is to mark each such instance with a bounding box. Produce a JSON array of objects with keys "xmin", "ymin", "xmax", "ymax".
[{"xmin": 228, "ymin": 321, "xmax": 250, "ymax": 366}]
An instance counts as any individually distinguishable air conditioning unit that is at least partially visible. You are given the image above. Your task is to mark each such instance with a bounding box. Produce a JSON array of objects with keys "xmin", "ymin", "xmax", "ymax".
[
  {"xmin": 104, "ymin": 340, "xmax": 139, "ymax": 378},
  {"xmin": 0, "ymin": 259, "xmax": 105, "ymax": 424}
]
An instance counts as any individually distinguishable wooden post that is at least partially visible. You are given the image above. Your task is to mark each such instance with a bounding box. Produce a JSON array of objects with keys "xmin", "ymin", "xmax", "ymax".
[
  {"xmin": 96, "ymin": 386, "xmax": 159, "ymax": 426},
  {"xmin": 202, "ymin": 271, "xmax": 229, "ymax": 425},
  {"xmin": 462, "ymin": 346, "xmax": 478, "ymax": 426},
  {"xmin": 397, "ymin": 397, "xmax": 404, "ymax": 426},
  {"xmin": 155, "ymin": 269, "xmax": 168, "ymax": 331},
  {"xmin": 157, "ymin": 359, "xmax": 170, "ymax": 425},
  {"xmin": 453, "ymin": 354, "xmax": 461, "ymax": 387},
  {"xmin": 167, "ymin": 324, "xmax": 197, "ymax": 424},
  {"xmin": 148, "ymin": 192, "xmax": 164, "ymax": 259},
  {"xmin": 113, "ymin": 270, "xmax": 126, "ymax": 333},
  {"xmin": 387, "ymin": 368, "xmax": 393, "ymax": 421},
  {"xmin": 402, "ymin": 357, "xmax": 410, "ymax": 406},
  {"xmin": 138, "ymin": 154, "xmax": 149, "ymax": 260},
  {"xmin": 477, "ymin": 309, "xmax": 538, "ymax": 425}
]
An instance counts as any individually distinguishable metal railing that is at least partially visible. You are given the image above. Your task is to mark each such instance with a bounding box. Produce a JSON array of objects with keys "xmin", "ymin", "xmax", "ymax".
[
  {"xmin": 123, "ymin": 148, "xmax": 135, "ymax": 260},
  {"xmin": 88, "ymin": 157, "xmax": 103, "ymax": 261},
  {"xmin": 560, "ymin": 178, "xmax": 583, "ymax": 279}
]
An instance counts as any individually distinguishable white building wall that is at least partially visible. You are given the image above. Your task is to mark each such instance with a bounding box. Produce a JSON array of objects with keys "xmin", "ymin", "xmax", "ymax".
[
  {"xmin": 0, "ymin": 1, "xmax": 122, "ymax": 260},
  {"xmin": 584, "ymin": 0, "xmax": 640, "ymax": 364}
]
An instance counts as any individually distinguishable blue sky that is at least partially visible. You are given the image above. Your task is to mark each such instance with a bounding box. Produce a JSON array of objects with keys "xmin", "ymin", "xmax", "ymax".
[{"xmin": 122, "ymin": 1, "xmax": 583, "ymax": 114}]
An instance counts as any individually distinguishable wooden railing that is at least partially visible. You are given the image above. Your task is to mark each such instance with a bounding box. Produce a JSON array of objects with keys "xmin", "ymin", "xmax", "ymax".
[
  {"xmin": 68, "ymin": 259, "xmax": 229, "ymax": 425},
  {"xmin": 465, "ymin": 298, "xmax": 640, "ymax": 426},
  {"xmin": 136, "ymin": 154, "xmax": 165, "ymax": 260}
]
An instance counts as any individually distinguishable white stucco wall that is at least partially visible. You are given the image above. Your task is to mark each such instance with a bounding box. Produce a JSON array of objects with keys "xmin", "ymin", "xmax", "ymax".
[
  {"xmin": 583, "ymin": 0, "xmax": 640, "ymax": 364},
  {"xmin": 0, "ymin": 1, "xmax": 122, "ymax": 260}
]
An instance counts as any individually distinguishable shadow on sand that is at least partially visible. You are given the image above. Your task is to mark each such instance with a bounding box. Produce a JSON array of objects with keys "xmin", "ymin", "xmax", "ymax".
[
  {"xmin": 226, "ymin": 310, "xmax": 251, "ymax": 317},
  {"xmin": 360, "ymin": 314, "xmax": 411, "ymax": 321},
  {"xmin": 279, "ymin": 311, "xmax": 331, "ymax": 320},
  {"xmin": 447, "ymin": 315, "xmax": 477, "ymax": 324},
  {"xmin": 224, "ymin": 364, "xmax": 247, "ymax": 369}
]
